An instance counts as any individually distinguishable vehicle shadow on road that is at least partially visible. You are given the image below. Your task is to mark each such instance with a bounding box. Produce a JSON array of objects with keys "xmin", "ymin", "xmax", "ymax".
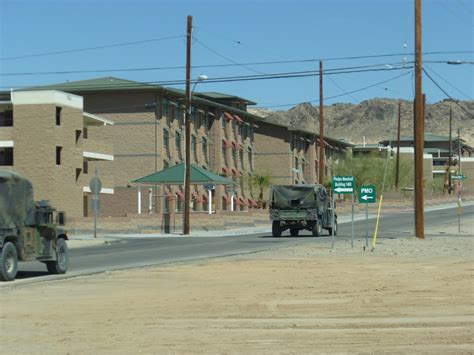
[{"xmin": 15, "ymin": 271, "xmax": 50, "ymax": 280}]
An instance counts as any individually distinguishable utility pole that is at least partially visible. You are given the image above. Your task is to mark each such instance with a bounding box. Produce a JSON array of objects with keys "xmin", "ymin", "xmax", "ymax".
[
  {"xmin": 458, "ymin": 128, "xmax": 462, "ymax": 173},
  {"xmin": 395, "ymin": 101, "xmax": 401, "ymax": 190},
  {"xmin": 319, "ymin": 60, "xmax": 325, "ymax": 185},
  {"xmin": 448, "ymin": 107, "xmax": 452, "ymax": 194},
  {"xmin": 414, "ymin": 0, "xmax": 424, "ymax": 239},
  {"xmin": 183, "ymin": 15, "xmax": 192, "ymax": 235}
]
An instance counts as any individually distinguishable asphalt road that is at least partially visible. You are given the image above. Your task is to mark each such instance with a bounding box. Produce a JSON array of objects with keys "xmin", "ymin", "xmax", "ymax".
[{"xmin": 10, "ymin": 205, "xmax": 473, "ymax": 284}]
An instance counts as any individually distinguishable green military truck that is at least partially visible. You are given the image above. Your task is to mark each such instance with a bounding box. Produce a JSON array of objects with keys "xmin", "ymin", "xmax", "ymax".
[
  {"xmin": 269, "ymin": 184, "xmax": 337, "ymax": 237},
  {"xmin": 0, "ymin": 171, "xmax": 69, "ymax": 281}
]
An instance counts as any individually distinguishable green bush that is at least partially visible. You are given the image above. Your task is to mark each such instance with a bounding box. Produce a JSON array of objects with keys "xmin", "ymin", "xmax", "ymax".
[{"xmin": 334, "ymin": 153, "xmax": 414, "ymax": 193}]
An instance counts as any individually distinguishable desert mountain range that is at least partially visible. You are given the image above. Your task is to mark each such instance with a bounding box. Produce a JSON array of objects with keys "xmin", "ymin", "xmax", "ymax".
[{"xmin": 249, "ymin": 98, "xmax": 474, "ymax": 146}]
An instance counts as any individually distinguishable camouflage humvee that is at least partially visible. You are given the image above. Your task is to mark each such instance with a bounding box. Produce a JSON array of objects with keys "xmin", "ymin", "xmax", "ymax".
[
  {"xmin": 0, "ymin": 171, "xmax": 69, "ymax": 281},
  {"xmin": 269, "ymin": 184, "xmax": 337, "ymax": 237}
]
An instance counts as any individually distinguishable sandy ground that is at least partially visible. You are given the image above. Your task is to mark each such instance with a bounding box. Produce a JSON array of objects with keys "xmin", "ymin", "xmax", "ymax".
[{"xmin": 1, "ymin": 220, "xmax": 473, "ymax": 354}]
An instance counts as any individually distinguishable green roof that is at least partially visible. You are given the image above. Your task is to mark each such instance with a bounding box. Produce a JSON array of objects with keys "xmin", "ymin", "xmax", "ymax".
[
  {"xmin": 381, "ymin": 133, "xmax": 452, "ymax": 143},
  {"xmin": 196, "ymin": 92, "xmax": 257, "ymax": 105},
  {"xmin": 21, "ymin": 76, "xmax": 162, "ymax": 92},
  {"xmin": 132, "ymin": 163, "xmax": 235, "ymax": 185}
]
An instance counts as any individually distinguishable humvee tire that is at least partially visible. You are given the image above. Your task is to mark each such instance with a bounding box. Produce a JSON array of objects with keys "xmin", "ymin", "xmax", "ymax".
[
  {"xmin": 46, "ymin": 239, "xmax": 69, "ymax": 274},
  {"xmin": 272, "ymin": 221, "xmax": 282, "ymax": 237},
  {"xmin": 0, "ymin": 242, "xmax": 18, "ymax": 281},
  {"xmin": 312, "ymin": 220, "xmax": 322, "ymax": 237},
  {"xmin": 327, "ymin": 218, "xmax": 338, "ymax": 236},
  {"xmin": 290, "ymin": 228, "xmax": 299, "ymax": 237}
]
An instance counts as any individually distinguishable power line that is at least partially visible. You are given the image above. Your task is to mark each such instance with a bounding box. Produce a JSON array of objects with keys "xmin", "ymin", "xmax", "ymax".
[
  {"xmin": 424, "ymin": 65, "xmax": 472, "ymax": 100},
  {"xmin": 0, "ymin": 65, "xmax": 413, "ymax": 90},
  {"xmin": 423, "ymin": 68, "xmax": 474, "ymax": 119},
  {"xmin": 0, "ymin": 60, "xmax": 410, "ymax": 77},
  {"xmin": 327, "ymin": 76, "xmax": 359, "ymax": 103},
  {"xmin": 255, "ymin": 71, "xmax": 412, "ymax": 108},
  {"xmin": 0, "ymin": 35, "xmax": 185, "ymax": 61},
  {"xmin": 194, "ymin": 38, "xmax": 266, "ymax": 75}
]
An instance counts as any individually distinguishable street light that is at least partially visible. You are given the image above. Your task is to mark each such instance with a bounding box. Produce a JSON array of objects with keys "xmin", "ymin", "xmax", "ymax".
[{"xmin": 183, "ymin": 73, "xmax": 207, "ymax": 234}]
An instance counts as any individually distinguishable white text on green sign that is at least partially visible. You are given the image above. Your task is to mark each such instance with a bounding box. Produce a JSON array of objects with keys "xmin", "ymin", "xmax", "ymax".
[
  {"xmin": 452, "ymin": 175, "xmax": 467, "ymax": 180},
  {"xmin": 333, "ymin": 176, "xmax": 354, "ymax": 194},
  {"xmin": 358, "ymin": 185, "xmax": 377, "ymax": 204}
]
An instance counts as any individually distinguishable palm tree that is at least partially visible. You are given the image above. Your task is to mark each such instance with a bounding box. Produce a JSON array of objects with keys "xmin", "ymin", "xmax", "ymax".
[{"xmin": 248, "ymin": 173, "xmax": 272, "ymax": 208}]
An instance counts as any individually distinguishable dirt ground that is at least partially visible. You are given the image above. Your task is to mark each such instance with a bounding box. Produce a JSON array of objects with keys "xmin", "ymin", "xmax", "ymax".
[{"xmin": 1, "ymin": 224, "xmax": 473, "ymax": 354}]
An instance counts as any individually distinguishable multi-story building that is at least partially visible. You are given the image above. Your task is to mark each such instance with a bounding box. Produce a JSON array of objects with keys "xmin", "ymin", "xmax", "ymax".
[
  {"xmin": 1, "ymin": 77, "xmax": 355, "ymax": 221},
  {"xmin": 21, "ymin": 77, "xmax": 263, "ymax": 217},
  {"xmin": 254, "ymin": 117, "xmax": 353, "ymax": 189},
  {"xmin": 0, "ymin": 90, "xmax": 114, "ymax": 218}
]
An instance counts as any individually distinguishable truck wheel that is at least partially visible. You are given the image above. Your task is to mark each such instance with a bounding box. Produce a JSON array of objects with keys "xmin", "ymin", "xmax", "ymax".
[
  {"xmin": 46, "ymin": 239, "xmax": 69, "ymax": 274},
  {"xmin": 272, "ymin": 221, "xmax": 282, "ymax": 237},
  {"xmin": 312, "ymin": 220, "xmax": 322, "ymax": 237},
  {"xmin": 327, "ymin": 218, "xmax": 338, "ymax": 236},
  {"xmin": 0, "ymin": 242, "xmax": 18, "ymax": 281},
  {"xmin": 290, "ymin": 228, "xmax": 299, "ymax": 237}
]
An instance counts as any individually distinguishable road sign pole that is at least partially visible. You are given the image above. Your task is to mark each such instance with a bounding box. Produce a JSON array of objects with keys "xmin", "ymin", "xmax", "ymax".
[
  {"xmin": 208, "ymin": 189, "xmax": 212, "ymax": 215},
  {"xmin": 332, "ymin": 192, "xmax": 335, "ymax": 249},
  {"xmin": 365, "ymin": 202, "xmax": 369, "ymax": 249},
  {"xmin": 351, "ymin": 192, "xmax": 354, "ymax": 249},
  {"xmin": 93, "ymin": 195, "xmax": 97, "ymax": 239},
  {"xmin": 457, "ymin": 181, "xmax": 462, "ymax": 233}
]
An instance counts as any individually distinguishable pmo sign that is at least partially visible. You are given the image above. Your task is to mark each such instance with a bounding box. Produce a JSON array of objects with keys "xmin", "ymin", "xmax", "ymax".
[{"xmin": 358, "ymin": 185, "xmax": 377, "ymax": 204}]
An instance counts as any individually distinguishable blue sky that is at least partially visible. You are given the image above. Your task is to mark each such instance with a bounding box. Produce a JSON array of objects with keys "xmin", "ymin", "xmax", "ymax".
[{"xmin": 0, "ymin": 0, "xmax": 472, "ymax": 109}]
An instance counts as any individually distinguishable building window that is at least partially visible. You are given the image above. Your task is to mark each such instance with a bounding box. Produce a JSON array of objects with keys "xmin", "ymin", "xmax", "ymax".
[
  {"xmin": 221, "ymin": 113, "xmax": 226, "ymax": 129},
  {"xmin": 56, "ymin": 146, "xmax": 62, "ymax": 165},
  {"xmin": 176, "ymin": 194, "xmax": 183, "ymax": 212},
  {"xmin": 202, "ymin": 138, "xmax": 208, "ymax": 162},
  {"xmin": 56, "ymin": 107, "xmax": 62, "ymax": 126},
  {"xmin": 191, "ymin": 135, "xmax": 197, "ymax": 162},
  {"xmin": 163, "ymin": 129, "xmax": 169, "ymax": 148},
  {"xmin": 83, "ymin": 127, "xmax": 88, "ymax": 139},
  {"xmin": 222, "ymin": 141, "xmax": 227, "ymax": 165},
  {"xmin": 83, "ymin": 160, "xmax": 89, "ymax": 174},
  {"xmin": 175, "ymin": 132, "xmax": 181, "ymax": 153},
  {"xmin": 75, "ymin": 130, "xmax": 82, "ymax": 143},
  {"xmin": 295, "ymin": 157, "xmax": 299, "ymax": 171},
  {"xmin": 175, "ymin": 104, "xmax": 181, "ymax": 121},
  {"xmin": 248, "ymin": 148, "xmax": 253, "ymax": 170},
  {"xmin": 191, "ymin": 107, "xmax": 196, "ymax": 124},
  {"xmin": 0, "ymin": 109, "xmax": 13, "ymax": 127},
  {"xmin": 162, "ymin": 98, "xmax": 168, "ymax": 116},
  {"xmin": 231, "ymin": 120, "xmax": 236, "ymax": 132},
  {"xmin": 0, "ymin": 148, "xmax": 13, "ymax": 166},
  {"xmin": 232, "ymin": 148, "xmax": 237, "ymax": 164},
  {"xmin": 239, "ymin": 149, "xmax": 244, "ymax": 169}
]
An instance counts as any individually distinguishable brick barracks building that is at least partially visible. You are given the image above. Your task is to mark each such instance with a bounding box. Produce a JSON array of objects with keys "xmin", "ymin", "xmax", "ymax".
[{"xmin": 0, "ymin": 77, "xmax": 353, "ymax": 224}]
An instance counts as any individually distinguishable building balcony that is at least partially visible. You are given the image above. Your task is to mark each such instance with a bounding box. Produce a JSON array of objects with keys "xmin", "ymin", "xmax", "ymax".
[
  {"xmin": 81, "ymin": 140, "xmax": 114, "ymax": 162},
  {"xmin": 83, "ymin": 112, "xmax": 114, "ymax": 128}
]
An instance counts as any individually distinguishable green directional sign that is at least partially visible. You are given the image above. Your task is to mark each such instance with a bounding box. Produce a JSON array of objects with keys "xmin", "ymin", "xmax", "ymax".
[
  {"xmin": 358, "ymin": 185, "xmax": 377, "ymax": 204},
  {"xmin": 332, "ymin": 175, "xmax": 354, "ymax": 194},
  {"xmin": 452, "ymin": 174, "xmax": 467, "ymax": 180}
]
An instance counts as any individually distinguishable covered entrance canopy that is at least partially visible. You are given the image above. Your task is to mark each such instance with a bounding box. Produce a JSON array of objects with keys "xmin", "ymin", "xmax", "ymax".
[
  {"xmin": 131, "ymin": 163, "xmax": 235, "ymax": 215},
  {"xmin": 132, "ymin": 163, "xmax": 235, "ymax": 185}
]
